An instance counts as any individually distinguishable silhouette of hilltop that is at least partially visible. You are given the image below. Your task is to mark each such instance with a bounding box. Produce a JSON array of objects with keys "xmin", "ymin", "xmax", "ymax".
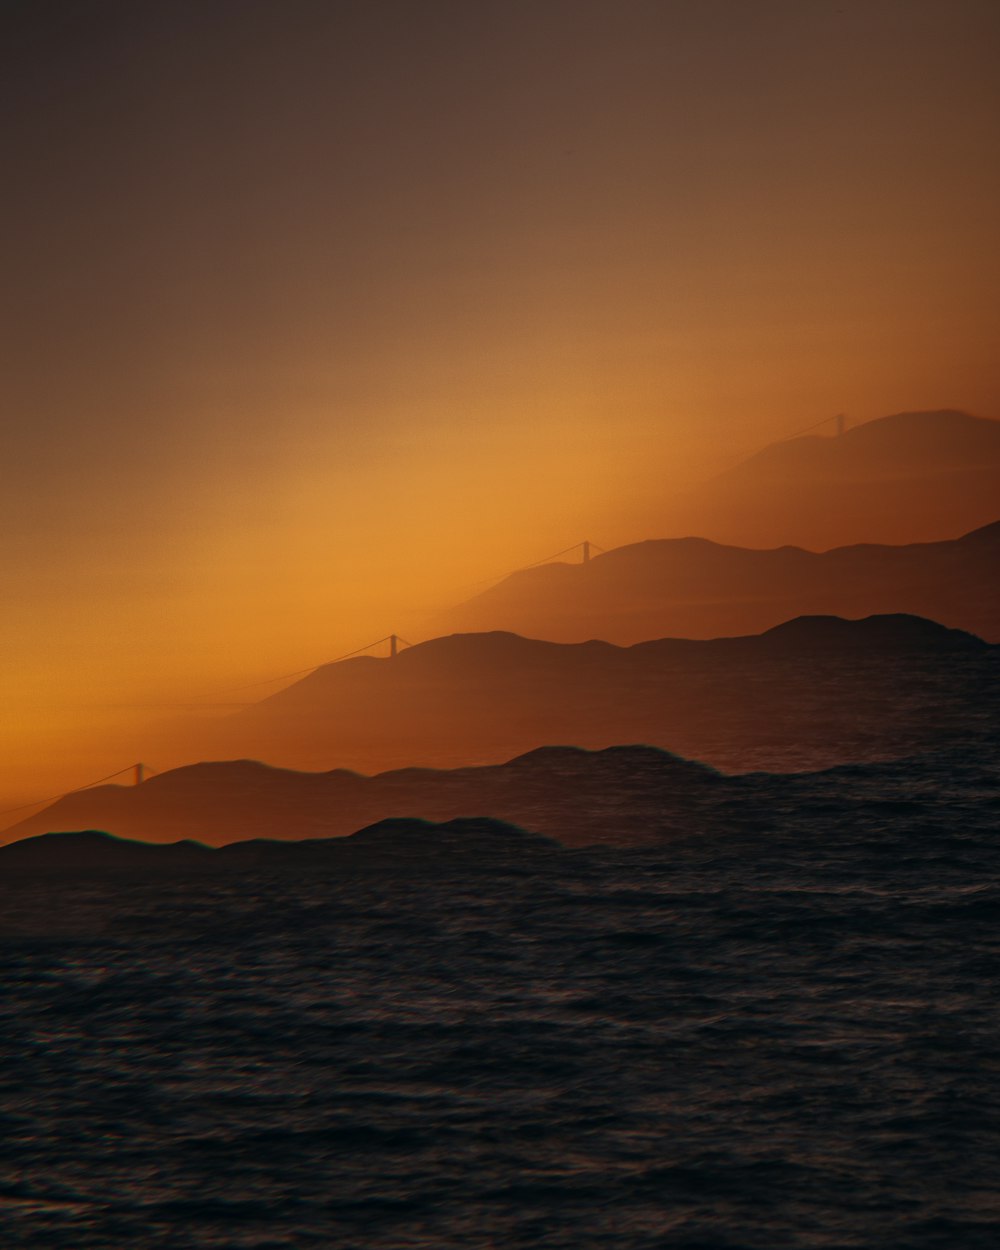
[
  {"xmin": 733, "ymin": 410, "xmax": 1000, "ymax": 478},
  {"xmin": 187, "ymin": 612, "xmax": 995, "ymax": 776},
  {"xmin": 4, "ymin": 734, "xmax": 995, "ymax": 864},
  {"xmin": 2, "ymin": 746, "xmax": 725, "ymax": 849},
  {"xmin": 438, "ymin": 522, "xmax": 1000, "ymax": 645},
  {"xmin": 0, "ymin": 830, "xmax": 213, "ymax": 870},
  {"xmin": 674, "ymin": 409, "xmax": 1000, "ymax": 549},
  {"xmin": 749, "ymin": 613, "xmax": 986, "ymax": 652},
  {"xmin": 8, "ymin": 615, "xmax": 995, "ymax": 846},
  {"xmin": 0, "ymin": 817, "xmax": 558, "ymax": 871}
]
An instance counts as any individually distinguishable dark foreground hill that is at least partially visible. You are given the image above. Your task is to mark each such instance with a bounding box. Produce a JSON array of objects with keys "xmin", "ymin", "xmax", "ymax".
[
  {"xmin": 671, "ymin": 409, "xmax": 1000, "ymax": 550},
  {"xmin": 2, "ymin": 732, "xmax": 996, "ymax": 866},
  {"xmin": 0, "ymin": 818, "xmax": 559, "ymax": 872},
  {"xmin": 437, "ymin": 520, "xmax": 1000, "ymax": 645},
  {"xmin": 163, "ymin": 613, "xmax": 1000, "ymax": 778},
  {"xmin": 3, "ymin": 746, "xmax": 726, "ymax": 848}
]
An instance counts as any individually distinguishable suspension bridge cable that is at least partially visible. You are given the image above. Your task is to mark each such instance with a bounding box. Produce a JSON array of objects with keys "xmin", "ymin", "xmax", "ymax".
[
  {"xmin": 774, "ymin": 412, "xmax": 845, "ymax": 443},
  {"xmin": 194, "ymin": 634, "xmax": 414, "ymax": 700},
  {"xmin": 517, "ymin": 542, "xmax": 592, "ymax": 571},
  {"xmin": 701, "ymin": 413, "xmax": 847, "ymax": 477},
  {"xmin": 462, "ymin": 540, "xmax": 603, "ymax": 591},
  {"xmin": 0, "ymin": 763, "xmax": 150, "ymax": 827}
]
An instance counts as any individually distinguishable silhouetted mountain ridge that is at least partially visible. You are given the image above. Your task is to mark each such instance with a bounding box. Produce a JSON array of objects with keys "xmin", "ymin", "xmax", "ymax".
[
  {"xmin": 138, "ymin": 610, "xmax": 997, "ymax": 781},
  {"xmin": 7, "ymin": 649, "xmax": 998, "ymax": 854},
  {"xmin": 261, "ymin": 613, "xmax": 986, "ymax": 715},
  {"xmin": 439, "ymin": 522, "xmax": 1000, "ymax": 644},
  {"xmin": 755, "ymin": 613, "xmax": 985, "ymax": 651},
  {"xmin": 8, "ymin": 613, "xmax": 993, "ymax": 846},
  {"xmin": 4, "ymin": 735, "xmax": 996, "ymax": 869},
  {"xmin": 0, "ymin": 830, "xmax": 213, "ymax": 870},
  {"xmin": 732, "ymin": 410, "xmax": 1000, "ymax": 479},
  {"xmin": 1, "ymin": 745, "xmax": 731, "ymax": 849},
  {"xmin": 672, "ymin": 410, "xmax": 1000, "ymax": 547},
  {"xmin": 0, "ymin": 817, "xmax": 559, "ymax": 871}
]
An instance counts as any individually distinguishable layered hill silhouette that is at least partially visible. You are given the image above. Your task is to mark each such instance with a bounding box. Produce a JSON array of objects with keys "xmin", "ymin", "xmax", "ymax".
[
  {"xmin": 8, "ymin": 615, "xmax": 995, "ymax": 847},
  {"xmin": 437, "ymin": 521, "xmax": 1000, "ymax": 646},
  {"xmin": 671, "ymin": 410, "xmax": 1000, "ymax": 550},
  {"xmin": 0, "ymin": 819, "xmax": 559, "ymax": 871},
  {"xmin": 150, "ymin": 612, "xmax": 998, "ymax": 778},
  {"xmin": 4, "ymin": 731, "xmax": 995, "ymax": 860},
  {"xmin": 3, "ymin": 747, "xmax": 733, "ymax": 849}
]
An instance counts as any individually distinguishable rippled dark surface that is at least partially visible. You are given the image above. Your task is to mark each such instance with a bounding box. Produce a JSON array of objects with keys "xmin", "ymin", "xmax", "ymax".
[{"xmin": 3, "ymin": 746, "xmax": 999, "ymax": 1248}]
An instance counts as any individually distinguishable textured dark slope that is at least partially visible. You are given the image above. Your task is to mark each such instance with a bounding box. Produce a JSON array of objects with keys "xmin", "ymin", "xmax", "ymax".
[{"xmin": 438, "ymin": 521, "xmax": 1000, "ymax": 644}]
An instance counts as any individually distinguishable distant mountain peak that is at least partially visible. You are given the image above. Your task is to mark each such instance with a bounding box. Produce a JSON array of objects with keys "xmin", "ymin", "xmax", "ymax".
[
  {"xmin": 731, "ymin": 408, "xmax": 999, "ymax": 475},
  {"xmin": 655, "ymin": 407, "xmax": 1000, "ymax": 549}
]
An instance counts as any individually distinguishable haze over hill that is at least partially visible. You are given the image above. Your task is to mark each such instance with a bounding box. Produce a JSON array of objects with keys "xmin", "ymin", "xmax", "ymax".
[
  {"xmin": 438, "ymin": 520, "xmax": 1000, "ymax": 646},
  {"xmin": 663, "ymin": 410, "xmax": 1000, "ymax": 549},
  {"xmin": 54, "ymin": 613, "xmax": 995, "ymax": 800},
  {"xmin": 4, "ymin": 408, "xmax": 996, "ymax": 815},
  {"xmin": 1, "ymin": 746, "xmax": 730, "ymax": 849}
]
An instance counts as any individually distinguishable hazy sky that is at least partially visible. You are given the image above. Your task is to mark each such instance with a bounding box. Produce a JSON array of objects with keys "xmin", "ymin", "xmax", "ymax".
[{"xmin": 2, "ymin": 0, "xmax": 999, "ymax": 803}]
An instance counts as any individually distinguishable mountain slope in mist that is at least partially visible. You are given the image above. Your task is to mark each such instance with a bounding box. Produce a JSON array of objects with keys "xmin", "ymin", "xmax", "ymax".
[
  {"xmin": 110, "ymin": 612, "xmax": 1000, "ymax": 785},
  {"xmin": 6, "ymin": 719, "xmax": 997, "ymax": 853},
  {"xmin": 3, "ymin": 746, "xmax": 727, "ymax": 848},
  {"xmin": 672, "ymin": 409, "xmax": 1000, "ymax": 549},
  {"xmin": 438, "ymin": 521, "xmax": 1000, "ymax": 645}
]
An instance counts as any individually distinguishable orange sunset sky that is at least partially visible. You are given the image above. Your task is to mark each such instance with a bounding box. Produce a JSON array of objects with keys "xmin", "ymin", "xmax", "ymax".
[{"xmin": 2, "ymin": 0, "xmax": 999, "ymax": 809}]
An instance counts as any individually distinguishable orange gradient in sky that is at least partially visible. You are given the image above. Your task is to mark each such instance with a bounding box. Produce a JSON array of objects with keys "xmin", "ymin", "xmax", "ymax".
[{"xmin": 2, "ymin": 0, "xmax": 999, "ymax": 810}]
